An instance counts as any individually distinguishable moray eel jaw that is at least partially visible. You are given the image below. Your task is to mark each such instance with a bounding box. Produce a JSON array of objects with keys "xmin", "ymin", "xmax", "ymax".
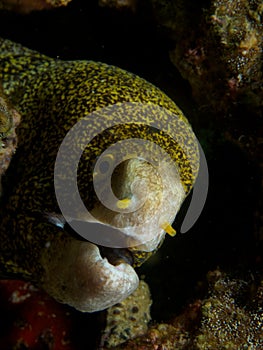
[
  {"xmin": 39, "ymin": 157, "xmax": 184, "ymax": 312},
  {"xmin": 40, "ymin": 237, "xmax": 139, "ymax": 312}
]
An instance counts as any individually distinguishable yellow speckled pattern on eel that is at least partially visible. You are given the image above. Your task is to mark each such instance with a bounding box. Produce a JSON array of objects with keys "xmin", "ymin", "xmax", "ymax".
[{"xmin": 0, "ymin": 38, "xmax": 199, "ymax": 312}]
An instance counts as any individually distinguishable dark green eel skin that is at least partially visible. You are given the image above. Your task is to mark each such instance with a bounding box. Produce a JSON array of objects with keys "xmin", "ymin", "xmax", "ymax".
[{"xmin": 0, "ymin": 38, "xmax": 199, "ymax": 312}]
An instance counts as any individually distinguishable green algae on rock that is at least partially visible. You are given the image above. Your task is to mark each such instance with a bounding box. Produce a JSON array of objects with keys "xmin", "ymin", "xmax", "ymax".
[{"xmin": 0, "ymin": 37, "xmax": 199, "ymax": 312}]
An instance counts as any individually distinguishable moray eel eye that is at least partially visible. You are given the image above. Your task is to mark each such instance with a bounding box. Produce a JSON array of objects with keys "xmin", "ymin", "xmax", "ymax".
[{"xmin": 98, "ymin": 153, "xmax": 114, "ymax": 174}]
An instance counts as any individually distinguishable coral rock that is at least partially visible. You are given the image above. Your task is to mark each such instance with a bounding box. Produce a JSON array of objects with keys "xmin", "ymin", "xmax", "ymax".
[
  {"xmin": 0, "ymin": 0, "xmax": 72, "ymax": 13},
  {"xmin": 0, "ymin": 86, "xmax": 20, "ymax": 190},
  {"xmin": 101, "ymin": 280, "xmax": 152, "ymax": 348}
]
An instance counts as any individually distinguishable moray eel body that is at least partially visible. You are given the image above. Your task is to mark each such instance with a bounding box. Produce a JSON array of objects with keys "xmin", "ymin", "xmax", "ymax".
[{"xmin": 0, "ymin": 38, "xmax": 199, "ymax": 312}]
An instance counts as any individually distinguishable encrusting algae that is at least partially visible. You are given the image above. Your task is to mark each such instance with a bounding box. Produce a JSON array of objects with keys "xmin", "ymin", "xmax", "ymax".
[{"xmin": 0, "ymin": 38, "xmax": 199, "ymax": 312}]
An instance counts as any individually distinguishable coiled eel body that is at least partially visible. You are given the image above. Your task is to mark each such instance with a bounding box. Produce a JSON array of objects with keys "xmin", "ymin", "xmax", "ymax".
[{"xmin": 0, "ymin": 38, "xmax": 199, "ymax": 312}]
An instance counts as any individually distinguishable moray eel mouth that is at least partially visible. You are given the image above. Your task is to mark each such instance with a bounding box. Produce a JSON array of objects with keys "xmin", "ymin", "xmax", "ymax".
[
  {"xmin": 48, "ymin": 215, "xmax": 138, "ymax": 267},
  {"xmin": 62, "ymin": 219, "xmax": 151, "ymax": 268},
  {"xmin": 99, "ymin": 246, "xmax": 134, "ymax": 266},
  {"xmin": 47, "ymin": 156, "xmax": 185, "ymax": 269}
]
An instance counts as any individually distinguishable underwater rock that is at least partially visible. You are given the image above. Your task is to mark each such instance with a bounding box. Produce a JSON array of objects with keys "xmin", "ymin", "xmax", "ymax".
[
  {"xmin": 0, "ymin": 0, "xmax": 72, "ymax": 13},
  {"xmin": 102, "ymin": 323, "xmax": 193, "ymax": 350},
  {"xmin": 196, "ymin": 269, "xmax": 263, "ymax": 349},
  {"xmin": 101, "ymin": 280, "xmax": 152, "ymax": 348},
  {"xmin": 0, "ymin": 86, "xmax": 20, "ymax": 187},
  {"xmin": 102, "ymin": 270, "xmax": 263, "ymax": 349},
  {"xmin": 101, "ymin": 301, "xmax": 201, "ymax": 350},
  {"xmin": 151, "ymin": 0, "xmax": 263, "ymax": 115}
]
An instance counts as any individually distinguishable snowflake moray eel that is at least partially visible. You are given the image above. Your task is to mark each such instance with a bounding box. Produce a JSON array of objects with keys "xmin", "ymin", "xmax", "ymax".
[{"xmin": 0, "ymin": 38, "xmax": 199, "ymax": 312}]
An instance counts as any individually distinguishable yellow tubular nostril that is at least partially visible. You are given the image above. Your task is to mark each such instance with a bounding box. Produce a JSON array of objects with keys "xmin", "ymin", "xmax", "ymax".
[
  {"xmin": 161, "ymin": 222, "xmax": 177, "ymax": 237},
  {"xmin": 116, "ymin": 198, "xmax": 132, "ymax": 209}
]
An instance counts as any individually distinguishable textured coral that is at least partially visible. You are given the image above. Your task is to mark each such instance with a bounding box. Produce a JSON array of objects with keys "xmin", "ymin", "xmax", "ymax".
[
  {"xmin": 151, "ymin": 0, "xmax": 263, "ymax": 115},
  {"xmin": 196, "ymin": 270, "xmax": 263, "ymax": 349},
  {"xmin": 0, "ymin": 86, "xmax": 20, "ymax": 182},
  {"xmin": 0, "ymin": 0, "xmax": 72, "ymax": 13},
  {"xmin": 101, "ymin": 302, "xmax": 201, "ymax": 349},
  {"xmin": 2, "ymin": 271, "xmax": 262, "ymax": 349},
  {"xmin": 101, "ymin": 280, "xmax": 152, "ymax": 348},
  {"xmin": 101, "ymin": 270, "xmax": 263, "ymax": 349},
  {"xmin": 104, "ymin": 323, "xmax": 192, "ymax": 350}
]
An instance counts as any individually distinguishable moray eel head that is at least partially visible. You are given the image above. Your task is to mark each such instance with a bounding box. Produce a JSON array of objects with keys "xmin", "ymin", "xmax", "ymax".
[
  {"xmin": 90, "ymin": 157, "xmax": 185, "ymax": 260},
  {"xmin": 0, "ymin": 39, "xmax": 199, "ymax": 312},
  {"xmin": 43, "ymin": 115, "xmax": 187, "ymax": 312}
]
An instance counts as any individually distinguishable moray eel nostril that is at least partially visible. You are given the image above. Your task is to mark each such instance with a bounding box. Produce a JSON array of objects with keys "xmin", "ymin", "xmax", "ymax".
[{"xmin": 0, "ymin": 37, "xmax": 200, "ymax": 312}]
